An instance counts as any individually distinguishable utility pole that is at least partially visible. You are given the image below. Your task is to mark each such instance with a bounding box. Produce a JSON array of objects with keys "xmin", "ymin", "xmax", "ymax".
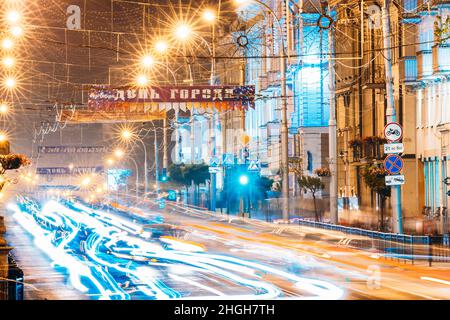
[
  {"xmin": 163, "ymin": 116, "xmax": 168, "ymax": 176},
  {"xmin": 210, "ymin": 9, "xmax": 218, "ymax": 212},
  {"xmin": 280, "ymin": 29, "xmax": 290, "ymax": 223},
  {"xmin": 328, "ymin": 7, "xmax": 338, "ymax": 224},
  {"xmin": 382, "ymin": 0, "xmax": 403, "ymax": 233},
  {"xmin": 154, "ymin": 127, "xmax": 160, "ymax": 196}
]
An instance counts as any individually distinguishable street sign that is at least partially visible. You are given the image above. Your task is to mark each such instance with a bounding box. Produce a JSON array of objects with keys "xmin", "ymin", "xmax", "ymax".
[
  {"xmin": 384, "ymin": 122, "xmax": 403, "ymax": 142},
  {"xmin": 384, "ymin": 143, "xmax": 404, "ymax": 154},
  {"xmin": 222, "ymin": 153, "xmax": 234, "ymax": 166},
  {"xmin": 384, "ymin": 154, "xmax": 404, "ymax": 175},
  {"xmin": 208, "ymin": 167, "xmax": 221, "ymax": 173},
  {"xmin": 385, "ymin": 175, "xmax": 405, "ymax": 186},
  {"xmin": 247, "ymin": 159, "xmax": 260, "ymax": 172},
  {"xmin": 209, "ymin": 156, "xmax": 220, "ymax": 167}
]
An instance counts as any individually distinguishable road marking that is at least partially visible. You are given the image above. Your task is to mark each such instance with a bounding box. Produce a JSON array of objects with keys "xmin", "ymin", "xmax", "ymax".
[{"xmin": 420, "ymin": 276, "xmax": 450, "ymax": 286}]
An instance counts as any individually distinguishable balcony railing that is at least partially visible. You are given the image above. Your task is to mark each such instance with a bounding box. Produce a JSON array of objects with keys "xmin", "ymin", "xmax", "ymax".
[
  {"xmin": 403, "ymin": 0, "xmax": 418, "ymax": 13},
  {"xmin": 433, "ymin": 44, "xmax": 450, "ymax": 74},
  {"xmin": 417, "ymin": 50, "xmax": 433, "ymax": 79},
  {"xmin": 399, "ymin": 56, "xmax": 418, "ymax": 82}
]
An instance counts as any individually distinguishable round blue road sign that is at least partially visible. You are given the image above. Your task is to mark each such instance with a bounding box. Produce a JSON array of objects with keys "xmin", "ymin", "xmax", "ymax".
[{"xmin": 383, "ymin": 154, "xmax": 404, "ymax": 175}]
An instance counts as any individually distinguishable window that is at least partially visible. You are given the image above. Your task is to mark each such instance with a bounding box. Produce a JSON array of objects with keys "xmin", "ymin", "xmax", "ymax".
[{"xmin": 307, "ymin": 151, "xmax": 313, "ymax": 173}]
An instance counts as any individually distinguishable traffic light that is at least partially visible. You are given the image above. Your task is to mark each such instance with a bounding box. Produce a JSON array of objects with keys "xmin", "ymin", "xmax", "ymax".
[
  {"xmin": 160, "ymin": 168, "xmax": 168, "ymax": 183},
  {"xmin": 239, "ymin": 174, "xmax": 249, "ymax": 186},
  {"xmin": 447, "ymin": 190, "xmax": 450, "ymax": 197}
]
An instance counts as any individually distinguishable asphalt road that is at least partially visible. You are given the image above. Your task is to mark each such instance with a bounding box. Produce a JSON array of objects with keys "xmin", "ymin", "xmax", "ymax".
[{"xmin": 3, "ymin": 196, "xmax": 450, "ymax": 300}]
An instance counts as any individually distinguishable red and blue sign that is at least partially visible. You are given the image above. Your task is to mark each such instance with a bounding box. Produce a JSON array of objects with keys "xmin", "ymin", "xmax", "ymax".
[{"xmin": 383, "ymin": 154, "xmax": 404, "ymax": 175}]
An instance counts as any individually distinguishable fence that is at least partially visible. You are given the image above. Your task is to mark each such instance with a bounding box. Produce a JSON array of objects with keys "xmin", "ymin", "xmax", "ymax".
[
  {"xmin": 0, "ymin": 254, "xmax": 24, "ymax": 300},
  {"xmin": 295, "ymin": 218, "xmax": 450, "ymax": 266}
]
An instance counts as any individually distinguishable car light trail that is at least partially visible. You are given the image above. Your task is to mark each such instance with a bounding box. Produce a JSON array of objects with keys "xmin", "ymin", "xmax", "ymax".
[{"xmin": 8, "ymin": 196, "xmax": 344, "ymax": 300}]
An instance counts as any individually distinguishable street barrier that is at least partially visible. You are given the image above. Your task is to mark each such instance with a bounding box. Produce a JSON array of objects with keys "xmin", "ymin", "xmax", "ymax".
[{"xmin": 295, "ymin": 218, "xmax": 450, "ymax": 266}]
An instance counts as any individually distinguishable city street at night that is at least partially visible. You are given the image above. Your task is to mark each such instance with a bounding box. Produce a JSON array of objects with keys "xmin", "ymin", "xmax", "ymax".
[
  {"xmin": 1, "ymin": 0, "xmax": 450, "ymax": 312},
  {"xmin": 4, "ymin": 195, "xmax": 450, "ymax": 300}
]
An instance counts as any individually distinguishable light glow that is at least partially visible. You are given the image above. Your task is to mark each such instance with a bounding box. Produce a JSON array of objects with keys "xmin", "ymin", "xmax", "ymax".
[
  {"xmin": 2, "ymin": 56, "xmax": 15, "ymax": 68},
  {"xmin": 175, "ymin": 24, "xmax": 191, "ymax": 41},
  {"xmin": 1, "ymin": 38, "xmax": 13, "ymax": 50},
  {"xmin": 154, "ymin": 40, "xmax": 168, "ymax": 54},
  {"xmin": 136, "ymin": 74, "xmax": 149, "ymax": 87}
]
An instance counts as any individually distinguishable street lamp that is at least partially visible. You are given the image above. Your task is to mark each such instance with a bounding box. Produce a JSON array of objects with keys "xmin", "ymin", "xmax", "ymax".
[
  {"xmin": 0, "ymin": 103, "xmax": 8, "ymax": 115},
  {"xmin": 1, "ymin": 38, "xmax": 13, "ymax": 50},
  {"xmin": 233, "ymin": 0, "xmax": 290, "ymax": 222},
  {"xmin": 120, "ymin": 128, "xmax": 149, "ymax": 197},
  {"xmin": 0, "ymin": 132, "xmax": 7, "ymax": 142},
  {"xmin": 136, "ymin": 74, "xmax": 149, "ymax": 87},
  {"xmin": 114, "ymin": 148, "xmax": 125, "ymax": 159},
  {"xmin": 4, "ymin": 77, "xmax": 16, "ymax": 89},
  {"xmin": 106, "ymin": 158, "xmax": 115, "ymax": 166},
  {"xmin": 141, "ymin": 55, "xmax": 155, "ymax": 68},
  {"xmin": 202, "ymin": 9, "xmax": 216, "ymax": 23},
  {"xmin": 2, "ymin": 56, "xmax": 15, "ymax": 69},
  {"xmin": 174, "ymin": 24, "xmax": 192, "ymax": 41},
  {"xmin": 10, "ymin": 26, "xmax": 23, "ymax": 38},
  {"xmin": 154, "ymin": 40, "xmax": 169, "ymax": 54},
  {"xmin": 6, "ymin": 11, "xmax": 21, "ymax": 24}
]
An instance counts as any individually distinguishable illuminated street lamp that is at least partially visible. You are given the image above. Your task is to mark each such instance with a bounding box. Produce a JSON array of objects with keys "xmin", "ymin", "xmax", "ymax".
[
  {"xmin": 136, "ymin": 74, "xmax": 149, "ymax": 87},
  {"xmin": 202, "ymin": 9, "xmax": 216, "ymax": 23},
  {"xmin": 120, "ymin": 128, "xmax": 148, "ymax": 196},
  {"xmin": 154, "ymin": 40, "xmax": 169, "ymax": 54},
  {"xmin": 0, "ymin": 132, "xmax": 8, "ymax": 142},
  {"xmin": 4, "ymin": 77, "xmax": 16, "ymax": 89},
  {"xmin": 1, "ymin": 38, "xmax": 13, "ymax": 50},
  {"xmin": 81, "ymin": 177, "xmax": 91, "ymax": 187},
  {"xmin": 0, "ymin": 103, "xmax": 8, "ymax": 114},
  {"xmin": 6, "ymin": 11, "xmax": 21, "ymax": 24},
  {"xmin": 10, "ymin": 26, "xmax": 23, "ymax": 38},
  {"xmin": 121, "ymin": 129, "xmax": 133, "ymax": 141},
  {"xmin": 2, "ymin": 56, "xmax": 15, "ymax": 69},
  {"xmin": 233, "ymin": 0, "xmax": 290, "ymax": 222},
  {"xmin": 175, "ymin": 24, "xmax": 191, "ymax": 41},
  {"xmin": 114, "ymin": 148, "xmax": 125, "ymax": 159},
  {"xmin": 141, "ymin": 55, "xmax": 155, "ymax": 68}
]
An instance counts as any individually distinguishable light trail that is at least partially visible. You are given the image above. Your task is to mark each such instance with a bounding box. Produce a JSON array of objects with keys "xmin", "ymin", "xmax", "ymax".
[{"xmin": 8, "ymin": 196, "xmax": 345, "ymax": 300}]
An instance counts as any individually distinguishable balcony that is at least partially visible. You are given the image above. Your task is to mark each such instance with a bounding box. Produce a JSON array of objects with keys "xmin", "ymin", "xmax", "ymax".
[
  {"xmin": 402, "ymin": 0, "xmax": 421, "ymax": 23},
  {"xmin": 433, "ymin": 44, "xmax": 450, "ymax": 74},
  {"xmin": 417, "ymin": 50, "xmax": 433, "ymax": 79},
  {"xmin": 399, "ymin": 56, "xmax": 418, "ymax": 82},
  {"xmin": 349, "ymin": 136, "xmax": 387, "ymax": 163},
  {"xmin": 403, "ymin": 0, "xmax": 418, "ymax": 14},
  {"xmin": 267, "ymin": 70, "xmax": 281, "ymax": 88}
]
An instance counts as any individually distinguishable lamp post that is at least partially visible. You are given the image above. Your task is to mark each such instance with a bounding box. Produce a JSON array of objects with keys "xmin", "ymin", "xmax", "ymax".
[
  {"xmin": 112, "ymin": 149, "xmax": 140, "ymax": 199},
  {"xmin": 235, "ymin": 0, "xmax": 290, "ymax": 222},
  {"xmin": 121, "ymin": 129, "xmax": 149, "ymax": 197}
]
